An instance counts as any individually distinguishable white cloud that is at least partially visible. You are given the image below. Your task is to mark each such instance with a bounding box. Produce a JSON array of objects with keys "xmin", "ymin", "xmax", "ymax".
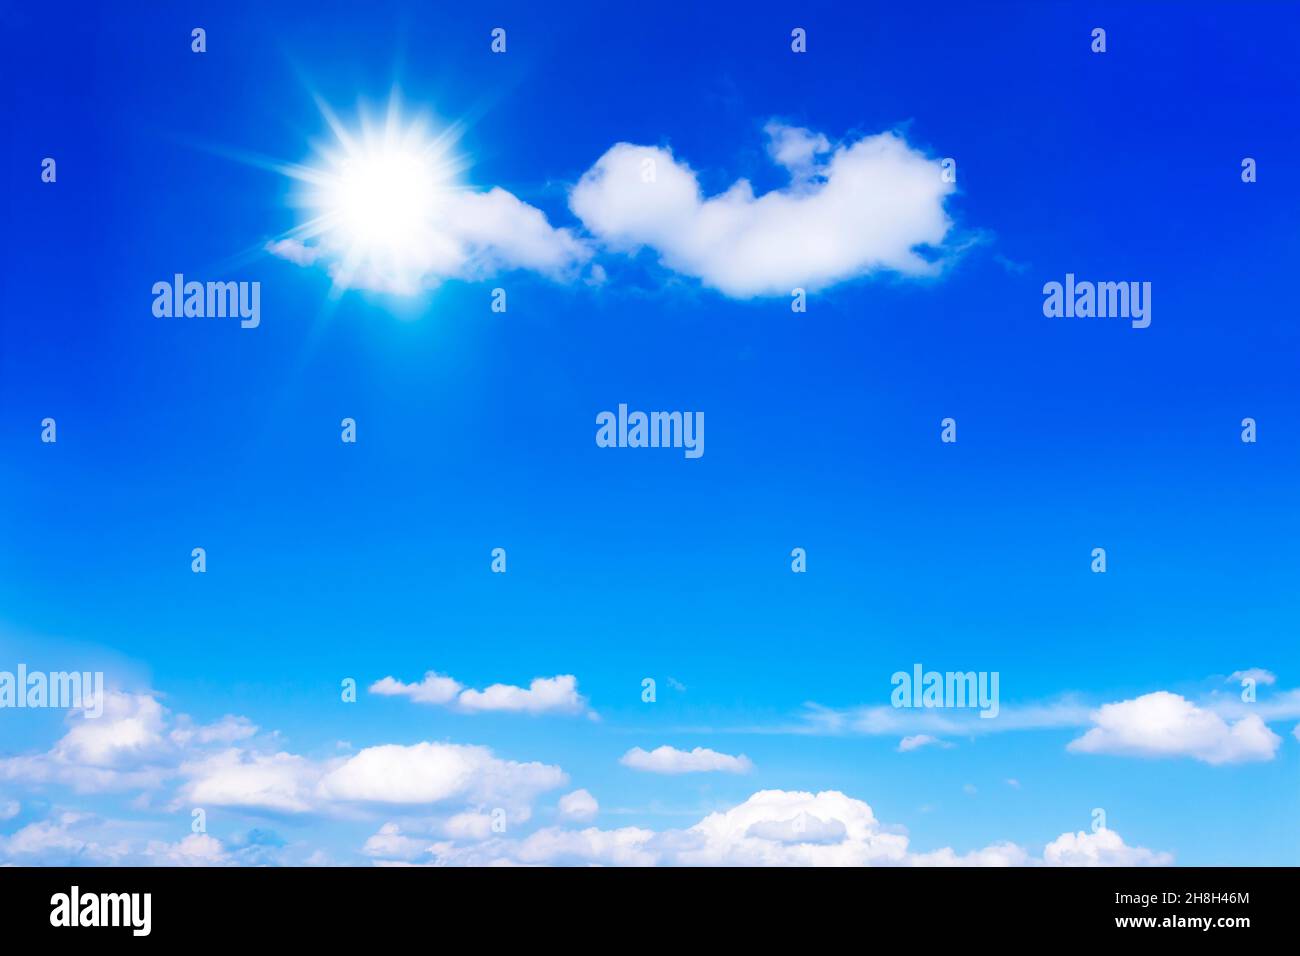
[
  {"xmin": 620, "ymin": 745, "xmax": 753, "ymax": 775},
  {"xmin": 143, "ymin": 833, "xmax": 232, "ymax": 867},
  {"xmin": 1043, "ymin": 828, "xmax": 1173, "ymax": 867},
  {"xmin": 1067, "ymin": 691, "xmax": 1281, "ymax": 765},
  {"xmin": 318, "ymin": 742, "xmax": 566, "ymax": 809},
  {"xmin": 0, "ymin": 813, "xmax": 107, "ymax": 862},
  {"xmin": 370, "ymin": 672, "xmax": 462, "ymax": 706},
  {"xmin": 897, "ymin": 734, "xmax": 952, "ymax": 752},
  {"xmin": 0, "ymin": 692, "xmax": 173, "ymax": 792},
  {"xmin": 268, "ymin": 188, "xmax": 590, "ymax": 295},
  {"xmin": 457, "ymin": 675, "xmax": 590, "ymax": 717},
  {"xmin": 179, "ymin": 749, "xmax": 320, "ymax": 814},
  {"xmin": 370, "ymin": 672, "xmax": 593, "ymax": 717},
  {"xmin": 557, "ymin": 788, "xmax": 599, "ymax": 822},
  {"xmin": 442, "ymin": 811, "xmax": 498, "ymax": 841},
  {"xmin": 362, "ymin": 823, "xmax": 429, "ymax": 862},
  {"xmin": 569, "ymin": 123, "xmax": 956, "ymax": 297}
]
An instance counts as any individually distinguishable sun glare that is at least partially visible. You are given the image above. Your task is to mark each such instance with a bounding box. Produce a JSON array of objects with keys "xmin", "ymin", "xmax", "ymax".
[{"xmin": 276, "ymin": 94, "xmax": 467, "ymax": 293}]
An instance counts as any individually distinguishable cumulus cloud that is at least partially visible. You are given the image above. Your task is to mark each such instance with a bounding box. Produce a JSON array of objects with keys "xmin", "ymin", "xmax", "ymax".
[
  {"xmin": 569, "ymin": 122, "xmax": 956, "ymax": 297},
  {"xmin": 1043, "ymin": 828, "xmax": 1173, "ymax": 867},
  {"xmin": 620, "ymin": 745, "xmax": 753, "ymax": 775},
  {"xmin": 1067, "ymin": 691, "xmax": 1281, "ymax": 765},
  {"xmin": 557, "ymin": 788, "xmax": 599, "ymax": 822},
  {"xmin": 370, "ymin": 671, "xmax": 593, "ymax": 717},
  {"xmin": 318, "ymin": 742, "xmax": 566, "ymax": 808},
  {"xmin": 0, "ymin": 692, "xmax": 239, "ymax": 793}
]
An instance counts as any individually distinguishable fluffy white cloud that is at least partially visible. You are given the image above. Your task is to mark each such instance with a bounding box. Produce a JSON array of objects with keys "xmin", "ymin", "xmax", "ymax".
[
  {"xmin": 318, "ymin": 742, "xmax": 566, "ymax": 808},
  {"xmin": 569, "ymin": 123, "xmax": 956, "ymax": 297},
  {"xmin": 370, "ymin": 672, "xmax": 593, "ymax": 717},
  {"xmin": 557, "ymin": 788, "xmax": 599, "ymax": 822},
  {"xmin": 1067, "ymin": 691, "xmax": 1281, "ymax": 765},
  {"xmin": 897, "ymin": 734, "xmax": 952, "ymax": 752},
  {"xmin": 620, "ymin": 745, "xmax": 753, "ymax": 775},
  {"xmin": 0, "ymin": 692, "xmax": 181, "ymax": 792},
  {"xmin": 1043, "ymin": 828, "xmax": 1173, "ymax": 867}
]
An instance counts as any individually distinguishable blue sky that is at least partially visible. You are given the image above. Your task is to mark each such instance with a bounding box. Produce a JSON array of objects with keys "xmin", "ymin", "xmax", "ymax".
[{"xmin": 1, "ymin": 0, "xmax": 1298, "ymax": 865}]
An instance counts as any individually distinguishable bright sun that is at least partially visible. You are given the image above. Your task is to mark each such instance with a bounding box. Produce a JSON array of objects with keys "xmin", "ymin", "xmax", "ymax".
[
  {"xmin": 277, "ymin": 95, "xmax": 466, "ymax": 293},
  {"xmin": 331, "ymin": 148, "xmax": 438, "ymax": 245}
]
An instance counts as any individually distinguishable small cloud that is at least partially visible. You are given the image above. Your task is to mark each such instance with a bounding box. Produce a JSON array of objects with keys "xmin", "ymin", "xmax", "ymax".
[
  {"xmin": 897, "ymin": 734, "xmax": 953, "ymax": 753},
  {"xmin": 557, "ymin": 788, "xmax": 599, "ymax": 823},
  {"xmin": 370, "ymin": 672, "xmax": 462, "ymax": 706},
  {"xmin": 620, "ymin": 746, "xmax": 753, "ymax": 775},
  {"xmin": 1005, "ymin": 778, "xmax": 1021, "ymax": 789},
  {"xmin": 962, "ymin": 784, "xmax": 978, "ymax": 797},
  {"xmin": 264, "ymin": 238, "xmax": 320, "ymax": 266}
]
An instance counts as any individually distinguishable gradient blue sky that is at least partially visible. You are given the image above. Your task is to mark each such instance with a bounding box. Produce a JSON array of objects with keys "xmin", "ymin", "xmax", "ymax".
[{"xmin": 1, "ymin": 0, "xmax": 1298, "ymax": 865}]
